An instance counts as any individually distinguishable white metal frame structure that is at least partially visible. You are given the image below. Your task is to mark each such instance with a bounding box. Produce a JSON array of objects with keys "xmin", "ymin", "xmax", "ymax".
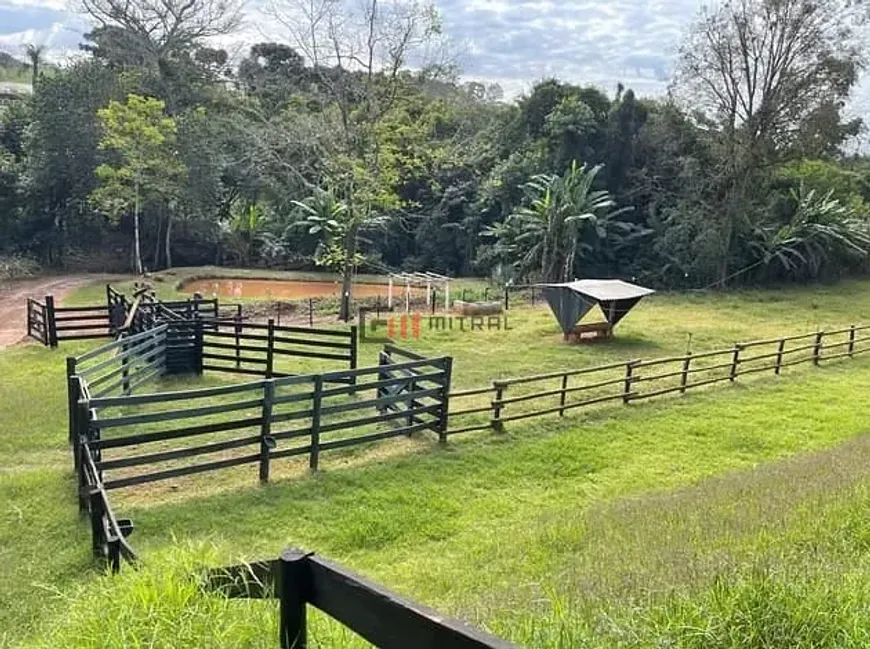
[{"xmin": 387, "ymin": 272, "xmax": 452, "ymax": 312}]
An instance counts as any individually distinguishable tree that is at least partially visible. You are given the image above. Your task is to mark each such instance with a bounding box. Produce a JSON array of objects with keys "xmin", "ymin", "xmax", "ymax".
[
  {"xmin": 482, "ymin": 161, "xmax": 636, "ymax": 282},
  {"xmin": 90, "ymin": 94, "xmax": 185, "ymax": 274},
  {"xmin": 673, "ymin": 0, "xmax": 864, "ymax": 286},
  {"xmin": 77, "ymin": 0, "xmax": 242, "ymax": 61},
  {"xmin": 23, "ymin": 44, "xmax": 43, "ymax": 87},
  {"xmin": 268, "ymin": 0, "xmax": 447, "ymax": 320}
]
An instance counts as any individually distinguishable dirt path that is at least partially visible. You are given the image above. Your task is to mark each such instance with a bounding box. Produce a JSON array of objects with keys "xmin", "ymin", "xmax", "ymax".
[{"xmin": 0, "ymin": 275, "xmax": 125, "ymax": 348}]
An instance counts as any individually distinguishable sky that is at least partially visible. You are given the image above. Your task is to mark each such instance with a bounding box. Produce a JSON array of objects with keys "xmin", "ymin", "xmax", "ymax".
[{"xmin": 0, "ymin": 0, "xmax": 699, "ymax": 98}]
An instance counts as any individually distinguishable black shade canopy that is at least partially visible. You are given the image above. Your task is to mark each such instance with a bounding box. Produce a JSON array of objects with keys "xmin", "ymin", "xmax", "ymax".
[{"xmin": 538, "ymin": 280, "xmax": 655, "ymax": 334}]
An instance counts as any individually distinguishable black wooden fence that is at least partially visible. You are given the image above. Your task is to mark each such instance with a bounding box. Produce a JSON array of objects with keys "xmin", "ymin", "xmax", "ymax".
[
  {"xmin": 71, "ymin": 349, "xmax": 450, "ymax": 494},
  {"xmin": 447, "ymin": 324, "xmax": 870, "ymax": 435},
  {"xmin": 200, "ymin": 319, "xmax": 357, "ymax": 379},
  {"xmin": 26, "ymin": 297, "xmax": 49, "ymax": 345},
  {"xmin": 206, "ymin": 548, "xmax": 518, "ymax": 649},
  {"xmin": 28, "ymin": 283, "xmax": 243, "ymax": 347}
]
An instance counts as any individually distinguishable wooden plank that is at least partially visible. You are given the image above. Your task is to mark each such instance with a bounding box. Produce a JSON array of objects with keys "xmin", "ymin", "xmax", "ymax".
[
  {"xmin": 320, "ymin": 371, "xmax": 444, "ymax": 398},
  {"xmin": 319, "ymin": 388, "xmax": 443, "ymax": 417},
  {"xmin": 92, "ymin": 416, "xmax": 261, "ymax": 450},
  {"xmin": 56, "ymin": 333, "xmax": 113, "ymax": 341},
  {"xmin": 307, "ymin": 555, "xmax": 519, "ymax": 649},
  {"xmin": 203, "ymin": 340, "xmax": 267, "ymax": 354},
  {"xmin": 447, "ymin": 423, "xmax": 495, "ymax": 435},
  {"xmin": 272, "ymin": 348, "xmax": 352, "ymax": 362},
  {"xmin": 98, "ymin": 435, "xmax": 261, "ymax": 471},
  {"xmin": 54, "ymin": 313, "xmax": 112, "ymax": 322},
  {"xmin": 318, "ymin": 403, "xmax": 442, "ymax": 435},
  {"xmin": 54, "ymin": 305, "xmax": 109, "ymax": 313},
  {"xmin": 97, "ymin": 397, "xmax": 264, "ymax": 429},
  {"xmin": 449, "ymin": 386, "xmax": 495, "ymax": 398},
  {"xmin": 317, "ymin": 421, "xmax": 434, "ymax": 452},
  {"xmin": 498, "ymin": 360, "xmax": 629, "ymax": 387},
  {"xmin": 202, "ymin": 364, "xmax": 270, "ymax": 377},
  {"xmin": 272, "ymin": 336, "xmax": 352, "ymax": 350},
  {"xmin": 321, "ymin": 357, "xmax": 448, "ymax": 382},
  {"xmin": 103, "ymin": 453, "xmax": 261, "ymax": 490},
  {"xmin": 202, "ymin": 352, "xmax": 268, "ymax": 365},
  {"xmin": 91, "ymin": 378, "xmax": 265, "ymax": 408}
]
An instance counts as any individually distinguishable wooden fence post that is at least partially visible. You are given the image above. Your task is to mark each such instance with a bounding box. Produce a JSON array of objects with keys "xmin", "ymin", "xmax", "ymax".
[
  {"xmin": 266, "ymin": 319, "xmax": 275, "ymax": 379},
  {"xmin": 45, "ymin": 295, "xmax": 58, "ymax": 348},
  {"xmin": 121, "ymin": 338, "xmax": 130, "ymax": 394},
  {"xmin": 813, "ymin": 331, "xmax": 824, "ymax": 366},
  {"xmin": 194, "ymin": 319, "xmax": 204, "ymax": 375},
  {"xmin": 729, "ymin": 345, "xmax": 741, "ymax": 382},
  {"xmin": 530, "ymin": 286, "xmax": 536, "ymax": 305},
  {"xmin": 278, "ymin": 549, "xmax": 310, "ymax": 649},
  {"xmin": 66, "ymin": 358, "xmax": 79, "ymax": 444},
  {"xmin": 491, "ymin": 381, "xmax": 505, "ymax": 433},
  {"xmin": 309, "ymin": 376, "xmax": 323, "ymax": 471},
  {"xmin": 849, "ymin": 325, "xmax": 856, "ymax": 357},
  {"xmin": 438, "ymin": 357, "xmax": 453, "ymax": 444},
  {"xmin": 89, "ymin": 489, "xmax": 104, "ymax": 558},
  {"xmin": 680, "ymin": 355, "xmax": 692, "ymax": 393},
  {"xmin": 559, "ymin": 373, "xmax": 569, "ymax": 416},
  {"xmin": 349, "ymin": 325, "xmax": 358, "ymax": 386},
  {"xmin": 623, "ymin": 361, "xmax": 635, "ymax": 404},
  {"xmin": 504, "ymin": 287, "xmax": 510, "ymax": 311},
  {"xmin": 26, "ymin": 298, "xmax": 33, "ymax": 340},
  {"xmin": 259, "ymin": 380, "xmax": 275, "ymax": 483},
  {"xmin": 308, "ymin": 299, "xmax": 314, "ymax": 327},
  {"xmin": 234, "ymin": 313, "xmax": 242, "ymax": 369},
  {"xmin": 775, "ymin": 338, "xmax": 786, "ymax": 375},
  {"xmin": 73, "ymin": 400, "xmax": 90, "ymax": 474}
]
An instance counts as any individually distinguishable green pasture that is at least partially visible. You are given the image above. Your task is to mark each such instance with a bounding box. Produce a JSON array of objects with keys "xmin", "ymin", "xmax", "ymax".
[{"xmin": 4, "ymin": 276, "xmax": 870, "ymax": 647}]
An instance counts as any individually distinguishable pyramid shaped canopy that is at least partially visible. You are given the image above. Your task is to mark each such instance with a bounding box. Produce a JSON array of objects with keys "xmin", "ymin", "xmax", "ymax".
[{"xmin": 538, "ymin": 279, "xmax": 655, "ymax": 334}]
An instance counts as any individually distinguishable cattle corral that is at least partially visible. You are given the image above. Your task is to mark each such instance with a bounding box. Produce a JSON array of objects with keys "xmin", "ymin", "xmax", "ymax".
[{"xmin": 10, "ymin": 276, "xmax": 870, "ymax": 648}]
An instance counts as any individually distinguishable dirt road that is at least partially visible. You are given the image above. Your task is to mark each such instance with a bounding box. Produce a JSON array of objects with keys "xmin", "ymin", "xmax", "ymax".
[{"xmin": 0, "ymin": 275, "xmax": 124, "ymax": 348}]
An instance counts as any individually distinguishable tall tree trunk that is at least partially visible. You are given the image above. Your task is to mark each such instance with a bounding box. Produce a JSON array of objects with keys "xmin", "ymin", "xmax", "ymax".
[
  {"xmin": 165, "ymin": 214, "xmax": 173, "ymax": 269},
  {"xmin": 133, "ymin": 173, "xmax": 143, "ymax": 275},
  {"xmin": 153, "ymin": 214, "xmax": 162, "ymax": 270},
  {"xmin": 339, "ymin": 222, "xmax": 358, "ymax": 322}
]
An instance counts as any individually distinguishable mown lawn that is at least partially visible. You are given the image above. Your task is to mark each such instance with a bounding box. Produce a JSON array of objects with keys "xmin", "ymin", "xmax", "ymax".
[{"xmin": 4, "ymin": 277, "xmax": 870, "ymax": 647}]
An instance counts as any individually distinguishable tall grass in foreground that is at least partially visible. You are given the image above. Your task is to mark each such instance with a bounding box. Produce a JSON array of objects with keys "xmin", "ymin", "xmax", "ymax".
[{"xmin": 23, "ymin": 544, "xmax": 376, "ymax": 649}]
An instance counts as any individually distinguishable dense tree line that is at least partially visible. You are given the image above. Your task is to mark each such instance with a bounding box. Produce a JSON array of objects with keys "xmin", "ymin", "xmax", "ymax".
[{"xmin": 1, "ymin": 0, "xmax": 870, "ymax": 294}]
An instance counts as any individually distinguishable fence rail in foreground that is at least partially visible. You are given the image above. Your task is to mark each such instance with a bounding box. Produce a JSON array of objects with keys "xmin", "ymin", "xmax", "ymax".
[
  {"xmin": 446, "ymin": 324, "xmax": 870, "ymax": 435},
  {"xmin": 206, "ymin": 548, "xmax": 517, "ymax": 649}
]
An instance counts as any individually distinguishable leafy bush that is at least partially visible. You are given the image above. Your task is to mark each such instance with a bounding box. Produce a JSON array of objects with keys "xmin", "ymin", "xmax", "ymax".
[{"xmin": 0, "ymin": 254, "xmax": 40, "ymax": 281}]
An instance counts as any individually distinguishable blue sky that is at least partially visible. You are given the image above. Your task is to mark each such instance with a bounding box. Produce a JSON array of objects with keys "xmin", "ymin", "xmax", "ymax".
[{"xmin": 0, "ymin": 0, "xmax": 698, "ymax": 97}]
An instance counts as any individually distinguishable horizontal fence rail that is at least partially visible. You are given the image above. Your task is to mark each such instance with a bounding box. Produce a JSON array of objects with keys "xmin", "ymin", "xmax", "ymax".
[
  {"xmin": 446, "ymin": 324, "xmax": 870, "ymax": 435},
  {"xmin": 75, "ymin": 349, "xmax": 450, "ymax": 493},
  {"xmin": 205, "ymin": 548, "xmax": 518, "ymax": 649},
  {"xmin": 200, "ymin": 319, "xmax": 358, "ymax": 379}
]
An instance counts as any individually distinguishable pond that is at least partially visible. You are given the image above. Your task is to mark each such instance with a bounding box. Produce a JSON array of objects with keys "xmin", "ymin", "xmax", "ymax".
[{"xmin": 182, "ymin": 278, "xmax": 421, "ymax": 300}]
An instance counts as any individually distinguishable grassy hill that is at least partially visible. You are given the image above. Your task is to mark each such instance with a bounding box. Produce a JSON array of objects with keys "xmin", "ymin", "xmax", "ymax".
[
  {"xmin": 5, "ymin": 276, "xmax": 870, "ymax": 647},
  {"xmin": 0, "ymin": 52, "xmax": 31, "ymax": 84}
]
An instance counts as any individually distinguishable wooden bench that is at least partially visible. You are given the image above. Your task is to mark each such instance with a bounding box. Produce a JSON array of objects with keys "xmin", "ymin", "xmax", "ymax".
[{"xmin": 565, "ymin": 321, "xmax": 613, "ymax": 342}]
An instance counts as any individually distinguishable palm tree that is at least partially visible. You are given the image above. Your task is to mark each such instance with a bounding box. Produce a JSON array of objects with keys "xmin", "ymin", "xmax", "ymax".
[
  {"xmin": 488, "ymin": 161, "xmax": 634, "ymax": 282},
  {"xmin": 751, "ymin": 184, "xmax": 870, "ymax": 279},
  {"xmin": 23, "ymin": 44, "xmax": 43, "ymax": 88}
]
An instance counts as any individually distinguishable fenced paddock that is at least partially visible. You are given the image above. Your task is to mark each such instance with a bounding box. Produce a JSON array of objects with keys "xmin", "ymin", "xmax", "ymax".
[
  {"xmin": 27, "ymin": 283, "xmax": 242, "ymax": 347},
  {"xmin": 446, "ymin": 324, "xmax": 870, "ymax": 435}
]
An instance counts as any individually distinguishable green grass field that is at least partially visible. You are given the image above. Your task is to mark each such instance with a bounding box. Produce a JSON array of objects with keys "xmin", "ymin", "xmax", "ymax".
[{"xmin": 5, "ymin": 276, "xmax": 870, "ymax": 647}]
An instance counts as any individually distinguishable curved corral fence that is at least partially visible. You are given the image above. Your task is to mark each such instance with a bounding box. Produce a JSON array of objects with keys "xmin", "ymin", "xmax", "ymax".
[{"xmin": 58, "ymin": 286, "xmax": 515, "ymax": 649}]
